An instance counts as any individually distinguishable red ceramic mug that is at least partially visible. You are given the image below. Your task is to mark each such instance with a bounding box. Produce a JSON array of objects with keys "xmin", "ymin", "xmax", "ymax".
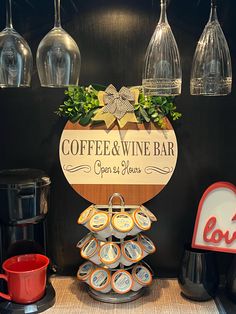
[{"xmin": 0, "ymin": 254, "xmax": 49, "ymax": 304}]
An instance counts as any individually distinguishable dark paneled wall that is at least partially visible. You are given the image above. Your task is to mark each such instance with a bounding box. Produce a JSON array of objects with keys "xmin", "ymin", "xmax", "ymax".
[{"xmin": 0, "ymin": 0, "xmax": 235, "ymax": 276}]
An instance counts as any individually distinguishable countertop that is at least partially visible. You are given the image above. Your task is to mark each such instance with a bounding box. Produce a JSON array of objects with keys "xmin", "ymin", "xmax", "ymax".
[{"xmin": 44, "ymin": 277, "xmax": 220, "ymax": 314}]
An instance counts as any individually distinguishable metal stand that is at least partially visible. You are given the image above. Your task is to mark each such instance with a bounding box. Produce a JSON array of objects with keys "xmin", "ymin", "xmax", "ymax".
[
  {"xmin": 88, "ymin": 286, "xmax": 145, "ymax": 303},
  {"xmin": 78, "ymin": 193, "xmax": 154, "ymax": 304}
]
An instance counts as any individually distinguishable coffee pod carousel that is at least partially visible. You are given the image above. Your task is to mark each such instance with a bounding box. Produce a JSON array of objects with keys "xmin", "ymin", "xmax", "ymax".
[{"xmin": 77, "ymin": 193, "xmax": 156, "ymax": 303}]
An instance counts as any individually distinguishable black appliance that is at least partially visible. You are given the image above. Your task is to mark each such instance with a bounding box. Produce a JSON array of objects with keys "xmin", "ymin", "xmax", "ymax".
[{"xmin": 0, "ymin": 168, "xmax": 55, "ymax": 314}]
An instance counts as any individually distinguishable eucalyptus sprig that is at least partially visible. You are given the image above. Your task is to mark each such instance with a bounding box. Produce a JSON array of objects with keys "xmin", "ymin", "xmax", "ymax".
[
  {"xmin": 55, "ymin": 85, "xmax": 100, "ymax": 126},
  {"xmin": 135, "ymin": 93, "xmax": 181, "ymax": 128},
  {"xmin": 56, "ymin": 85, "xmax": 182, "ymax": 127}
]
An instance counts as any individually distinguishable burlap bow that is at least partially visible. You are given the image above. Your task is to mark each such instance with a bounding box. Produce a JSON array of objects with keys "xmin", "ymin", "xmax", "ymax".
[
  {"xmin": 103, "ymin": 85, "xmax": 135, "ymax": 119},
  {"xmin": 92, "ymin": 84, "xmax": 139, "ymax": 128}
]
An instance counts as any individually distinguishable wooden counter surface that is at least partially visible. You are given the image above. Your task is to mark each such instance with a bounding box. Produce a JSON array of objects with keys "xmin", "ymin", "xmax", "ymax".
[{"xmin": 45, "ymin": 277, "xmax": 220, "ymax": 314}]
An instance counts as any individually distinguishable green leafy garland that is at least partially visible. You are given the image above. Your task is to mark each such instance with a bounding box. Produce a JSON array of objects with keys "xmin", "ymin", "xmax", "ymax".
[{"xmin": 56, "ymin": 85, "xmax": 182, "ymax": 128}]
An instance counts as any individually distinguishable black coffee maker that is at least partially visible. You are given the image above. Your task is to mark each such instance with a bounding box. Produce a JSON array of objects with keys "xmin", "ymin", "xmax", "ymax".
[{"xmin": 0, "ymin": 169, "xmax": 55, "ymax": 314}]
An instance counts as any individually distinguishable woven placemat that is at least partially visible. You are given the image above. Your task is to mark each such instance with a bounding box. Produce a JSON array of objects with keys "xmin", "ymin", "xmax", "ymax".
[{"xmin": 45, "ymin": 277, "xmax": 219, "ymax": 314}]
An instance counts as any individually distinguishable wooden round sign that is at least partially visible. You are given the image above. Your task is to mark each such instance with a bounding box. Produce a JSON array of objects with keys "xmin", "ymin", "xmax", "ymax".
[{"xmin": 59, "ymin": 120, "xmax": 178, "ymax": 204}]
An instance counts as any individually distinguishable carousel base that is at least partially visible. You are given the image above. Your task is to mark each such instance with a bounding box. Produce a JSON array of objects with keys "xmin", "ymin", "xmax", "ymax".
[{"xmin": 87, "ymin": 286, "xmax": 146, "ymax": 303}]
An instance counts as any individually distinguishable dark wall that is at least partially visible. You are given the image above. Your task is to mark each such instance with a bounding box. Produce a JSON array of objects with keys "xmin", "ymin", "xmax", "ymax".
[{"xmin": 0, "ymin": 0, "xmax": 236, "ymax": 276}]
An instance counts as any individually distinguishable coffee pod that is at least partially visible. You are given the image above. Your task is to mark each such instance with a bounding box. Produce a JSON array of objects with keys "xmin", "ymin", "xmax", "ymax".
[
  {"xmin": 81, "ymin": 238, "xmax": 100, "ymax": 265},
  {"xmin": 111, "ymin": 270, "xmax": 133, "ymax": 294},
  {"xmin": 77, "ymin": 261, "xmax": 95, "ymax": 284},
  {"xmin": 99, "ymin": 242, "xmax": 121, "ymax": 269},
  {"xmin": 138, "ymin": 234, "xmax": 156, "ymax": 258},
  {"xmin": 89, "ymin": 212, "xmax": 112, "ymax": 239},
  {"xmin": 111, "ymin": 213, "xmax": 134, "ymax": 239},
  {"xmin": 132, "ymin": 264, "xmax": 152, "ymax": 291},
  {"xmin": 89, "ymin": 268, "xmax": 112, "ymax": 293},
  {"xmin": 120, "ymin": 240, "xmax": 143, "ymax": 266},
  {"xmin": 78, "ymin": 206, "xmax": 96, "ymax": 230},
  {"xmin": 76, "ymin": 233, "xmax": 93, "ymax": 249},
  {"xmin": 140, "ymin": 205, "xmax": 157, "ymax": 222},
  {"xmin": 128, "ymin": 208, "xmax": 151, "ymax": 236}
]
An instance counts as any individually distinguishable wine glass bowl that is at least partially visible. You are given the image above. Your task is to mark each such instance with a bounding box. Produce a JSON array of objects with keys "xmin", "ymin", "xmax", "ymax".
[
  {"xmin": 142, "ymin": 0, "xmax": 182, "ymax": 96},
  {"xmin": 36, "ymin": 27, "xmax": 81, "ymax": 87},
  {"xmin": 178, "ymin": 245, "xmax": 219, "ymax": 301},
  {"xmin": 190, "ymin": 0, "xmax": 232, "ymax": 96},
  {"xmin": 0, "ymin": 1, "xmax": 32, "ymax": 88},
  {"xmin": 36, "ymin": 0, "xmax": 81, "ymax": 88}
]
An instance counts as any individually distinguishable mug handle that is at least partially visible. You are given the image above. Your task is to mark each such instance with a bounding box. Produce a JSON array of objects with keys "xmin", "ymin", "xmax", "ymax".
[{"xmin": 0, "ymin": 274, "xmax": 11, "ymax": 301}]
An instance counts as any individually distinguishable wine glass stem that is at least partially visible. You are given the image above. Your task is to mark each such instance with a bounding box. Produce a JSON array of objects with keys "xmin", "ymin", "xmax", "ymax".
[
  {"xmin": 209, "ymin": 0, "xmax": 218, "ymax": 22},
  {"xmin": 6, "ymin": 0, "xmax": 13, "ymax": 29},
  {"xmin": 54, "ymin": 0, "xmax": 61, "ymax": 28},
  {"xmin": 159, "ymin": 0, "xmax": 167, "ymax": 24},
  {"xmin": 211, "ymin": 0, "xmax": 217, "ymax": 7}
]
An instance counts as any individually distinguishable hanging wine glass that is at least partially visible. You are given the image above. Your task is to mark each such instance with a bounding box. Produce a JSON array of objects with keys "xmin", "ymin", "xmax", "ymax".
[
  {"xmin": 36, "ymin": 0, "xmax": 81, "ymax": 87},
  {"xmin": 190, "ymin": 0, "xmax": 232, "ymax": 96},
  {"xmin": 0, "ymin": 0, "xmax": 33, "ymax": 88},
  {"xmin": 142, "ymin": 0, "xmax": 182, "ymax": 96}
]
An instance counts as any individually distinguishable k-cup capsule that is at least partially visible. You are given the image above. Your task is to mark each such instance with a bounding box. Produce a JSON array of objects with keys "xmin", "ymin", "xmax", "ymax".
[
  {"xmin": 77, "ymin": 261, "xmax": 95, "ymax": 284},
  {"xmin": 81, "ymin": 238, "xmax": 100, "ymax": 265},
  {"xmin": 78, "ymin": 205, "xmax": 96, "ymax": 230},
  {"xmin": 99, "ymin": 242, "xmax": 121, "ymax": 269},
  {"xmin": 111, "ymin": 213, "xmax": 134, "ymax": 239},
  {"xmin": 76, "ymin": 233, "xmax": 93, "ymax": 249},
  {"xmin": 140, "ymin": 205, "xmax": 157, "ymax": 222},
  {"xmin": 120, "ymin": 240, "xmax": 143, "ymax": 266},
  {"xmin": 89, "ymin": 268, "xmax": 112, "ymax": 293},
  {"xmin": 132, "ymin": 264, "xmax": 152, "ymax": 291},
  {"xmin": 138, "ymin": 234, "xmax": 156, "ymax": 258},
  {"xmin": 111, "ymin": 270, "xmax": 133, "ymax": 294},
  {"xmin": 128, "ymin": 208, "xmax": 151, "ymax": 236},
  {"xmin": 89, "ymin": 212, "xmax": 112, "ymax": 239}
]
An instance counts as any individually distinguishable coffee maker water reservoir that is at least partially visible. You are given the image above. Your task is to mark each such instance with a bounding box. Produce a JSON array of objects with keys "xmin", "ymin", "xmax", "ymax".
[{"xmin": 0, "ymin": 168, "xmax": 50, "ymax": 263}]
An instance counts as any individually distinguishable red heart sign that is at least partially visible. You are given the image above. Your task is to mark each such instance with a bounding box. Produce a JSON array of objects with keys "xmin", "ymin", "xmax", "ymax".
[{"xmin": 192, "ymin": 182, "xmax": 236, "ymax": 253}]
